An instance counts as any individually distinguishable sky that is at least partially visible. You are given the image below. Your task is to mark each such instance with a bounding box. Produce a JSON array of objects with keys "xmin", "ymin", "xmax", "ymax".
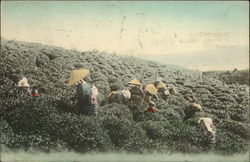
[{"xmin": 1, "ymin": 1, "xmax": 249, "ymax": 71}]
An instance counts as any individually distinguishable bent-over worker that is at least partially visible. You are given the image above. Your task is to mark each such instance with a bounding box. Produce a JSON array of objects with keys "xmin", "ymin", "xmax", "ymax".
[
  {"xmin": 198, "ymin": 117, "xmax": 216, "ymax": 144},
  {"xmin": 107, "ymin": 89, "xmax": 131, "ymax": 104},
  {"xmin": 127, "ymin": 78, "xmax": 144, "ymax": 105}
]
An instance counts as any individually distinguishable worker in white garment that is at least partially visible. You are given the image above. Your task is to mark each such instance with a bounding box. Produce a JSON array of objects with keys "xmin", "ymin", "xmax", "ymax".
[{"xmin": 198, "ymin": 117, "xmax": 216, "ymax": 144}]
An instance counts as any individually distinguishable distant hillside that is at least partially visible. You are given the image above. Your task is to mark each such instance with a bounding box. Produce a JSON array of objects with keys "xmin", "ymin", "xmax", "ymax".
[
  {"xmin": 204, "ymin": 69, "xmax": 249, "ymax": 86},
  {"xmin": 0, "ymin": 38, "xmax": 249, "ymax": 154},
  {"xmin": 143, "ymin": 46, "xmax": 249, "ymax": 71}
]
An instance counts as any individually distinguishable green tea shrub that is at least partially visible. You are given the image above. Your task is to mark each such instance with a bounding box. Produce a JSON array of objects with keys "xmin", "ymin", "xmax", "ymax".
[
  {"xmin": 0, "ymin": 39, "xmax": 249, "ymax": 154},
  {"xmin": 0, "ymin": 119, "xmax": 15, "ymax": 148},
  {"xmin": 122, "ymin": 123, "xmax": 154, "ymax": 153},
  {"xmin": 99, "ymin": 103, "xmax": 133, "ymax": 120},
  {"xmin": 214, "ymin": 129, "xmax": 248, "ymax": 154},
  {"xmin": 54, "ymin": 114, "xmax": 113, "ymax": 152},
  {"xmin": 101, "ymin": 115, "xmax": 132, "ymax": 148}
]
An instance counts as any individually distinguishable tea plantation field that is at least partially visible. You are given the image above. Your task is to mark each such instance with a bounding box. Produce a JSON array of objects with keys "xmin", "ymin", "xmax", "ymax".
[{"xmin": 0, "ymin": 39, "xmax": 249, "ymax": 155}]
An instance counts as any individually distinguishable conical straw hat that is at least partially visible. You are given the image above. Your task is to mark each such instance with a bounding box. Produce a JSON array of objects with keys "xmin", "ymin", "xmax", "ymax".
[
  {"xmin": 68, "ymin": 69, "xmax": 90, "ymax": 86},
  {"xmin": 192, "ymin": 103, "xmax": 202, "ymax": 110},
  {"xmin": 145, "ymin": 84, "xmax": 158, "ymax": 95},
  {"xmin": 156, "ymin": 82, "xmax": 166, "ymax": 89},
  {"xmin": 128, "ymin": 78, "xmax": 142, "ymax": 86}
]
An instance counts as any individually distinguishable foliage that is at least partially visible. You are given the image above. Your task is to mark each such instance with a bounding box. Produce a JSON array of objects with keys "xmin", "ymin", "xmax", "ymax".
[
  {"xmin": 204, "ymin": 69, "xmax": 249, "ymax": 86},
  {"xmin": 0, "ymin": 39, "xmax": 249, "ymax": 154}
]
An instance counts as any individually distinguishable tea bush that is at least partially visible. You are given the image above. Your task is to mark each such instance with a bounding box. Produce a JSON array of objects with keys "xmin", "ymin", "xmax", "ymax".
[
  {"xmin": 204, "ymin": 69, "xmax": 249, "ymax": 86},
  {"xmin": 0, "ymin": 39, "xmax": 249, "ymax": 154}
]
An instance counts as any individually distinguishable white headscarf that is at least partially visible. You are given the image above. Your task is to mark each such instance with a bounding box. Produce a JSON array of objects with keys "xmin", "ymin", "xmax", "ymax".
[
  {"xmin": 18, "ymin": 77, "xmax": 30, "ymax": 87},
  {"xmin": 122, "ymin": 89, "xmax": 131, "ymax": 99},
  {"xmin": 198, "ymin": 117, "xmax": 216, "ymax": 134}
]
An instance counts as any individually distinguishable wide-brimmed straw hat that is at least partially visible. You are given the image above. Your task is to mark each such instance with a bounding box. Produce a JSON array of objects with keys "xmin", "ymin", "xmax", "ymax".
[
  {"xmin": 128, "ymin": 78, "xmax": 142, "ymax": 86},
  {"xmin": 68, "ymin": 69, "xmax": 90, "ymax": 86},
  {"xmin": 156, "ymin": 82, "xmax": 167, "ymax": 89},
  {"xmin": 18, "ymin": 77, "xmax": 30, "ymax": 87},
  {"xmin": 145, "ymin": 84, "xmax": 158, "ymax": 95}
]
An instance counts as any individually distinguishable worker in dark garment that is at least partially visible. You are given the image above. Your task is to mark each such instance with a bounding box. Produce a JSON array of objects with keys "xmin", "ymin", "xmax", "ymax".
[
  {"xmin": 127, "ymin": 78, "xmax": 144, "ymax": 105},
  {"xmin": 154, "ymin": 81, "xmax": 170, "ymax": 99},
  {"xmin": 69, "ymin": 69, "xmax": 98, "ymax": 115},
  {"xmin": 184, "ymin": 102, "xmax": 202, "ymax": 121}
]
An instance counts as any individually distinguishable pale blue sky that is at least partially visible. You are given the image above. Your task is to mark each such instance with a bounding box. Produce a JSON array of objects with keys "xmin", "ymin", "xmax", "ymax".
[
  {"xmin": 2, "ymin": 1, "xmax": 248, "ymax": 29},
  {"xmin": 1, "ymin": 1, "xmax": 249, "ymax": 70}
]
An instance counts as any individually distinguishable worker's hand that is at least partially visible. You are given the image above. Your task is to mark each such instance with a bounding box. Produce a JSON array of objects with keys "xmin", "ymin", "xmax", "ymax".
[{"xmin": 107, "ymin": 91, "xmax": 115, "ymax": 97}]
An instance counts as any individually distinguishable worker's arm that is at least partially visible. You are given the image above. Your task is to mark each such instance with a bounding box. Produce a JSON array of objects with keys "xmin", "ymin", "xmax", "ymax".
[{"xmin": 107, "ymin": 91, "xmax": 116, "ymax": 98}]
